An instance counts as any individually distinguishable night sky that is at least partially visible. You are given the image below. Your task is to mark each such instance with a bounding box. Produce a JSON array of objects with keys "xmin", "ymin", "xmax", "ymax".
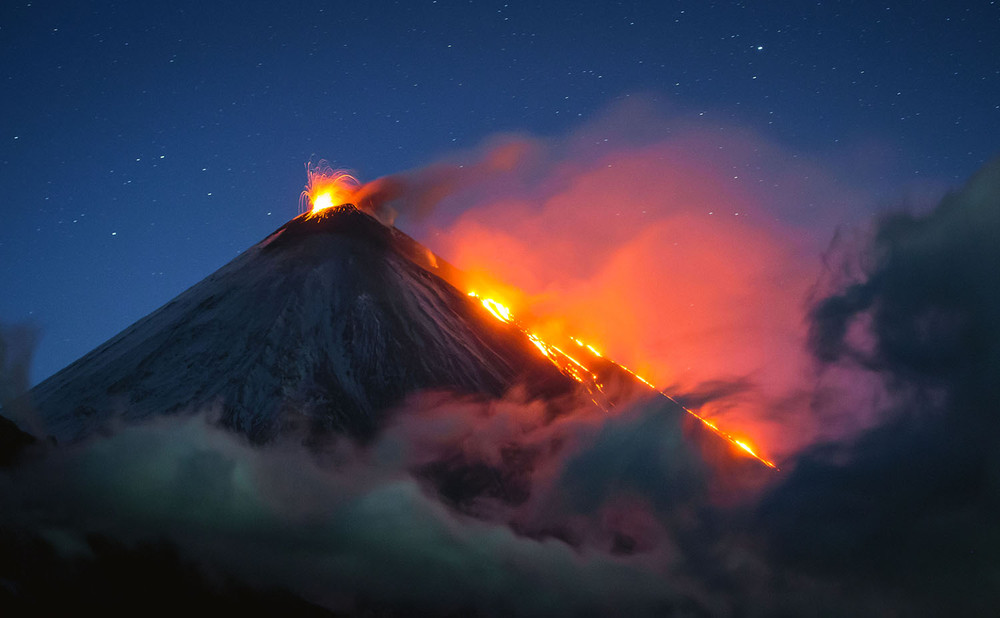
[{"xmin": 2, "ymin": 0, "xmax": 998, "ymax": 384}]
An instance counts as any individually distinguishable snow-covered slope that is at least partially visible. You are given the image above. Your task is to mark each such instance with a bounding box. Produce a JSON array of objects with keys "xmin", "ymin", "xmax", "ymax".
[{"xmin": 30, "ymin": 207, "xmax": 573, "ymax": 443}]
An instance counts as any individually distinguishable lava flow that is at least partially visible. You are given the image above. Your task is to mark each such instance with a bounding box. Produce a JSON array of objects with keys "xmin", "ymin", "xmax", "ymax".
[{"xmin": 468, "ymin": 292, "xmax": 778, "ymax": 469}]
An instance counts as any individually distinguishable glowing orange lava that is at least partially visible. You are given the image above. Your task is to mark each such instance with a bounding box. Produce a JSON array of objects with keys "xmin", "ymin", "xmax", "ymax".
[
  {"xmin": 469, "ymin": 292, "xmax": 778, "ymax": 469},
  {"xmin": 300, "ymin": 162, "xmax": 360, "ymax": 216},
  {"xmin": 468, "ymin": 292, "xmax": 513, "ymax": 323}
]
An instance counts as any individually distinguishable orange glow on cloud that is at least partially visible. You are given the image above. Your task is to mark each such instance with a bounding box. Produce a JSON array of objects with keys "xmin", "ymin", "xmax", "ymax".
[
  {"xmin": 300, "ymin": 104, "xmax": 882, "ymax": 463},
  {"xmin": 422, "ymin": 119, "xmax": 850, "ymax": 461}
]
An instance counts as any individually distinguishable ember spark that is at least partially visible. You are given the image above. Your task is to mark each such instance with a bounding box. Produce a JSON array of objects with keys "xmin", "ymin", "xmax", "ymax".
[{"xmin": 300, "ymin": 161, "xmax": 360, "ymax": 217}]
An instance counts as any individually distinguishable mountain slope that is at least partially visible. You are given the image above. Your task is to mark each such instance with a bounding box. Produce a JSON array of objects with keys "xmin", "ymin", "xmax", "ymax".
[{"xmin": 29, "ymin": 207, "xmax": 573, "ymax": 443}]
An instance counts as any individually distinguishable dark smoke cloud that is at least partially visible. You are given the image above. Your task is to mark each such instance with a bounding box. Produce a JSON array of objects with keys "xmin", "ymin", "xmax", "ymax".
[
  {"xmin": 381, "ymin": 390, "xmax": 721, "ymax": 552},
  {"xmin": 671, "ymin": 378, "xmax": 756, "ymax": 412},
  {"xmin": 356, "ymin": 137, "xmax": 543, "ymax": 226},
  {"xmin": 760, "ymin": 157, "xmax": 1000, "ymax": 616}
]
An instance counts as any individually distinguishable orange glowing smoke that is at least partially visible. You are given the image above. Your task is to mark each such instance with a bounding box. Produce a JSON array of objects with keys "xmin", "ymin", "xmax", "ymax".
[
  {"xmin": 300, "ymin": 162, "xmax": 361, "ymax": 216},
  {"xmin": 426, "ymin": 128, "xmax": 836, "ymax": 463}
]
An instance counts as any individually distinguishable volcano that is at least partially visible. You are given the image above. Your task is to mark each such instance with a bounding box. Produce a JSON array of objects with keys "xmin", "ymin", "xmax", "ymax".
[
  {"xmin": 28, "ymin": 206, "xmax": 577, "ymax": 444},
  {"xmin": 1, "ymin": 201, "xmax": 783, "ymax": 618},
  {"xmin": 20, "ymin": 203, "xmax": 775, "ymax": 474}
]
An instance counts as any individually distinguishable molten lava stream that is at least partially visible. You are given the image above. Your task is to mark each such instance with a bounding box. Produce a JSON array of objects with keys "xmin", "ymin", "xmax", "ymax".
[{"xmin": 468, "ymin": 292, "xmax": 778, "ymax": 469}]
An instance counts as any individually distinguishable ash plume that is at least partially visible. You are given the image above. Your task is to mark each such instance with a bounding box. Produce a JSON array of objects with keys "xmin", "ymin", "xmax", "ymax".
[{"xmin": 354, "ymin": 138, "xmax": 541, "ymax": 226}]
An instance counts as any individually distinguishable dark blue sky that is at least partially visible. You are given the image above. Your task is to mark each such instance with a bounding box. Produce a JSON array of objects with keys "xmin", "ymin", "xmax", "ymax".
[{"xmin": 2, "ymin": 0, "xmax": 998, "ymax": 384}]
